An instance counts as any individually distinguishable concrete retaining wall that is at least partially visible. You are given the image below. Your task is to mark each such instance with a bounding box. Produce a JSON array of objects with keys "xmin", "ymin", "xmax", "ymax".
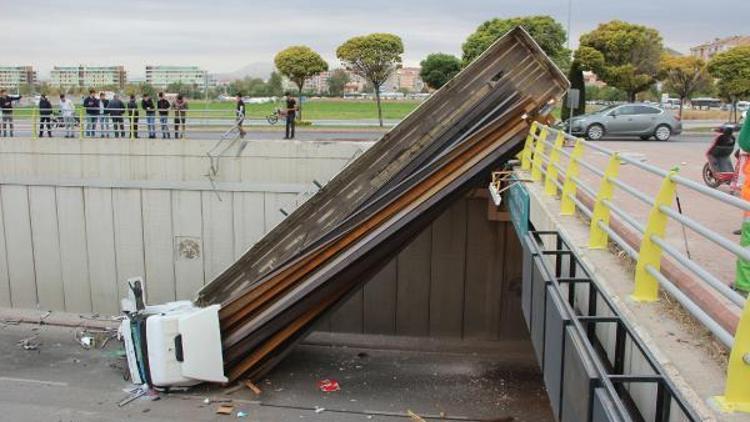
[{"xmin": 0, "ymin": 138, "xmax": 370, "ymax": 315}]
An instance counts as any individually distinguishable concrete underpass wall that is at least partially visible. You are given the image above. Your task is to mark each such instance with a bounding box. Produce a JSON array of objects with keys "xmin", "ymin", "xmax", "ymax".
[
  {"xmin": 0, "ymin": 138, "xmax": 370, "ymax": 315},
  {"xmin": 319, "ymin": 194, "xmax": 528, "ymax": 341},
  {"xmin": 0, "ymin": 138, "xmax": 527, "ymax": 343}
]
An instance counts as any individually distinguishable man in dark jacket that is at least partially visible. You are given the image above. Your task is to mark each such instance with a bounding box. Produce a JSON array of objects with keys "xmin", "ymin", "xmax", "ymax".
[
  {"xmin": 109, "ymin": 94, "xmax": 126, "ymax": 138},
  {"xmin": 284, "ymin": 91, "xmax": 297, "ymax": 140},
  {"xmin": 127, "ymin": 95, "xmax": 139, "ymax": 138},
  {"xmin": 38, "ymin": 94, "xmax": 53, "ymax": 137},
  {"xmin": 0, "ymin": 89, "xmax": 22, "ymax": 137},
  {"xmin": 141, "ymin": 94, "xmax": 156, "ymax": 138},
  {"xmin": 157, "ymin": 92, "xmax": 170, "ymax": 139},
  {"xmin": 98, "ymin": 92, "xmax": 110, "ymax": 138},
  {"xmin": 82, "ymin": 90, "xmax": 99, "ymax": 137}
]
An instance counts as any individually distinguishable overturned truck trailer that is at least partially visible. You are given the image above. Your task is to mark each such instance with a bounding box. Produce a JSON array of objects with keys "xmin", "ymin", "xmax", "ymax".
[{"xmin": 122, "ymin": 26, "xmax": 568, "ymax": 387}]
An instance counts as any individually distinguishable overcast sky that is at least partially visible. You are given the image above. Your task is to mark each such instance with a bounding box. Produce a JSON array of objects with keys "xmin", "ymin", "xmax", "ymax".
[{"xmin": 3, "ymin": 0, "xmax": 749, "ymax": 78}]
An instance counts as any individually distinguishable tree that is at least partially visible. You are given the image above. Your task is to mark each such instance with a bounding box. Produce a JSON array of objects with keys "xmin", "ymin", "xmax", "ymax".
[
  {"xmin": 462, "ymin": 16, "xmax": 570, "ymax": 70},
  {"xmin": 708, "ymin": 45, "xmax": 750, "ymax": 122},
  {"xmin": 659, "ymin": 55, "xmax": 712, "ymax": 117},
  {"xmin": 419, "ymin": 53, "xmax": 461, "ymax": 90},
  {"xmin": 267, "ymin": 71, "xmax": 284, "ymax": 97},
  {"xmin": 561, "ymin": 61, "xmax": 586, "ymax": 120},
  {"xmin": 337, "ymin": 33, "xmax": 403, "ymax": 127},
  {"xmin": 274, "ymin": 45, "xmax": 328, "ymax": 120},
  {"xmin": 576, "ymin": 20, "xmax": 664, "ymax": 102},
  {"xmin": 326, "ymin": 69, "xmax": 350, "ymax": 97}
]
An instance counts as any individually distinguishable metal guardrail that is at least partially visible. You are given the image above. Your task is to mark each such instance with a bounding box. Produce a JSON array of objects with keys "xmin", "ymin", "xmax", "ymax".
[
  {"xmin": 0, "ymin": 107, "xmax": 281, "ymax": 139},
  {"xmin": 524, "ymin": 230, "xmax": 699, "ymax": 421},
  {"xmin": 520, "ymin": 121, "xmax": 750, "ymax": 414}
]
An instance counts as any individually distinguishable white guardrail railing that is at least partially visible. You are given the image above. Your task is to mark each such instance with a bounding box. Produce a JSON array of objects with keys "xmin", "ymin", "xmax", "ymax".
[
  {"xmin": 0, "ymin": 107, "xmax": 285, "ymax": 139},
  {"xmin": 514, "ymin": 121, "xmax": 750, "ymax": 414}
]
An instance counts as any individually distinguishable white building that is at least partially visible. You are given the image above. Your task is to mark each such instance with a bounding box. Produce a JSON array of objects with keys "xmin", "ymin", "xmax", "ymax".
[
  {"xmin": 145, "ymin": 66, "xmax": 215, "ymax": 89},
  {"xmin": 50, "ymin": 65, "xmax": 126, "ymax": 89},
  {"xmin": 0, "ymin": 66, "xmax": 37, "ymax": 90}
]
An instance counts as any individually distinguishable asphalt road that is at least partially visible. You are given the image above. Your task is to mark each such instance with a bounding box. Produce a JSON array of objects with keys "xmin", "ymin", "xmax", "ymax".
[{"xmin": 565, "ymin": 132, "xmax": 740, "ymax": 290}]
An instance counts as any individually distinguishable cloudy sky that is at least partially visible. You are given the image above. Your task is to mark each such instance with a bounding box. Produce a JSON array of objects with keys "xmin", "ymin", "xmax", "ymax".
[{"xmin": 3, "ymin": 0, "xmax": 749, "ymax": 78}]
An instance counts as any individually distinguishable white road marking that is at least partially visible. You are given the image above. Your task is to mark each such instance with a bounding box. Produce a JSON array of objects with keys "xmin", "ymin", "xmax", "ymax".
[{"xmin": 0, "ymin": 376, "xmax": 68, "ymax": 387}]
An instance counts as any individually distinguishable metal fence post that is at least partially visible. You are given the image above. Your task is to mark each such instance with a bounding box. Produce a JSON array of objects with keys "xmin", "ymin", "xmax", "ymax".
[
  {"xmin": 588, "ymin": 153, "xmax": 620, "ymax": 249},
  {"xmin": 130, "ymin": 112, "xmax": 134, "ymax": 140},
  {"xmin": 714, "ymin": 297, "xmax": 750, "ymax": 413},
  {"xmin": 560, "ymin": 139, "xmax": 585, "ymax": 216},
  {"xmin": 521, "ymin": 121, "xmax": 538, "ymax": 171},
  {"xmin": 79, "ymin": 109, "xmax": 84, "ymax": 140},
  {"xmin": 531, "ymin": 125, "xmax": 548, "ymax": 182},
  {"xmin": 632, "ymin": 168, "xmax": 678, "ymax": 302},
  {"xmin": 544, "ymin": 131, "xmax": 565, "ymax": 196},
  {"xmin": 31, "ymin": 108, "xmax": 38, "ymax": 140}
]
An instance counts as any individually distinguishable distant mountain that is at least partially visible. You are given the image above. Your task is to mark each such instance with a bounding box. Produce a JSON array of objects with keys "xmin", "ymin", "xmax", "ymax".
[
  {"xmin": 215, "ymin": 62, "xmax": 275, "ymax": 82},
  {"xmin": 664, "ymin": 47, "xmax": 684, "ymax": 56}
]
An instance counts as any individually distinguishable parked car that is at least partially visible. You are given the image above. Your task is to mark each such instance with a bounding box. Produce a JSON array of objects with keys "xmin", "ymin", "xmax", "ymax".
[{"xmin": 563, "ymin": 103, "xmax": 683, "ymax": 141}]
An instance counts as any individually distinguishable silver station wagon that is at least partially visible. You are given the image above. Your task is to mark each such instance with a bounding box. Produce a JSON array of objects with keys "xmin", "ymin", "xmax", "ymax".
[{"xmin": 563, "ymin": 103, "xmax": 683, "ymax": 141}]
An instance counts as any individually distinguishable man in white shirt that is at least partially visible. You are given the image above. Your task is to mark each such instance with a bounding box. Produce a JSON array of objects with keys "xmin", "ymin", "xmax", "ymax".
[{"xmin": 59, "ymin": 94, "xmax": 75, "ymax": 138}]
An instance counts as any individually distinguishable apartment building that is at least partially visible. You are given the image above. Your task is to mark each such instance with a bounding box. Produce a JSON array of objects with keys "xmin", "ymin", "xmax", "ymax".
[
  {"xmin": 690, "ymin": 35, "xmax": 750, "ymax": 61},
  {"xmin": 0, "ymin": 66, "xmax": 37, "ymax": 90},
  {"xmin": 381, "ymin": 67, "xmax": 425, "ymax": 93},
  {"xmin": 145, "ymin": 66, "xmax": 215, "ymax": 89},
  {"xmin": 50, "ymin": 65, "xmax": 126, "ymax": 89}
]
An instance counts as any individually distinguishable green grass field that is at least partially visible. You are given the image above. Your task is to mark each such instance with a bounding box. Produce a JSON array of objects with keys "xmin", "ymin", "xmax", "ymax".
[{"xmin": 189, "ymin": 98, "xmax": 421, "ymax": 120}]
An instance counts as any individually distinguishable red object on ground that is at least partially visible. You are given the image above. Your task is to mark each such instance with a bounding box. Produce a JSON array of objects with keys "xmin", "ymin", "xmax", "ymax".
[{"xmin": 317, "ymin": 379, "xmax": 340, "ymax": 392}]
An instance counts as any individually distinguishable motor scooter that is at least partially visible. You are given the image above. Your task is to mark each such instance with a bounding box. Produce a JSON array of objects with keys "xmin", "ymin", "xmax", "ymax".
[{"xmin": 703, "ymin": 123, "xmax": 744, "ymax": 193}]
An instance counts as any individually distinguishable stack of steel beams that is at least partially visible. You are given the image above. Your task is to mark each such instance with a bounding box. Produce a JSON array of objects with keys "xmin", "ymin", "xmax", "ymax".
[{"xmin": 196, "ymin": 27, "xmax": 569, "ymax": 382}]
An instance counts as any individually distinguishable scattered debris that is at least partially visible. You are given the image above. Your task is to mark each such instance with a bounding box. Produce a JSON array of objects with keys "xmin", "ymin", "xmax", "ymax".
[
  {"xmin": 317, "ymin": 379, "xmax": 340, "ymax": 393},
  {"xmin": 223, "ymin": 383, "xmax": 244, "ymax": 395},
  {"xmin": 118, "ymin": 386, "xmax": 147, "ymax": 407},
  {"xmin": 243, "ymin": 380, "xmax": 263, "ymax": 396},
  {"xmin": 74, "ymin": 328, "xmax": 117, "ymax": 349},
  {"xmin": 205, "ymin": 397, "xmax": 232, "ymax": 405},
  {"xmin": 236, "ymin": 411, "xmax": 248, "ymax": 418},
  {"xmin": 17, "ymin": 335, "xmax": 40, "ymax": 351},
  {"xmin": 314, "ymin": 406, "xmax": 325, "ymax": 414},
  {"xmin": 38, "ymin": 310, "xmax": 52, "ymax": 324},
  {"xmin": 407, "ymin": 409, "xmax": 426, "ymax": 421},
  {"xmin": 216, "ymin": 404, "xmax": 235, "ymax": 415}
]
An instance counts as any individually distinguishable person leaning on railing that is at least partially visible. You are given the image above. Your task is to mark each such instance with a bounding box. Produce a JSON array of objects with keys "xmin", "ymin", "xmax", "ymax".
[
  {"xmin": 109, "ymin": 94, "xmax": 126, "ymax": 139},
  {"xmin": 127, "ymin": 94, "xmax": 139, "ymax": 138},
  {"xmin": 59, "ymin": 94, "xmax": 75, "ymax": 138},
  {"xmin": 0, "ymin": 89, "xmax": 22, "ymax": 137},
  {"xmin": 82, "ymin": 90, "xmax": 99, "ymax": 137},
  {"xmin": 98, "ymin": 92, "xmax": 110, "ymax": 138},
  {"xmin": 172, "ymin": 94, "xmax": 187, "ymax": 139},
  {"xmin": 157, "ymin": 92, "xmax": 171, "ymax": 139},
  {"xmin": 141, "ymin": 94, "xmax": 156, "ymax": 139},
  {"xmin": 38, "ymin": 93, "xmax": 53, "ymax": 138}
]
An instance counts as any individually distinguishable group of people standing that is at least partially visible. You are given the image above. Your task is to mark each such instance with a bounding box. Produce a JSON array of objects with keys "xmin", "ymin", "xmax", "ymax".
[
  {"xmin": 82, "ymin": 90, "xmax": 188, "ymax": 139},
  {"xmin": 1, "ymin": 88, "xmax": 301, "ymax": 140}
]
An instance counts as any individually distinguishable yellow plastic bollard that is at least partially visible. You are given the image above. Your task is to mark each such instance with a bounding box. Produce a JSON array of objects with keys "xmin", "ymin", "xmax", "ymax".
[
  {"xmin": 560, "ymin": 139, "xmax": 585, "ymax": 216},
  {"xmin": 544, "ymin": 131, "xmax": 565, "ymax": 196},
  {"xmin": 588, "ymin": 153, "xmax": 620, "ymax": 249},
  {"xmin": 521, "ymin": 121, "xmax": 538, "ymax": 171},
  {"xmin": 632, "ymin": 168, "xmax": 678, "ymax": 302},
  {"xmin": 714, "ymin": 296, "xmax": 750, "ymax": 413},
  {"xmin": 530, "ymin": 126, "xmax": 549, "ymax": 182}
]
